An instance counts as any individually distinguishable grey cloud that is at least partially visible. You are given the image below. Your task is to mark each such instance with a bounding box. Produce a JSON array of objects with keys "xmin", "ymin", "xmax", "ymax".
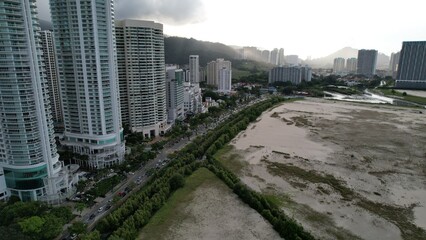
[
  {"xmin": 115, "ymin": 0, "xmax": 206, "ymax": 25},
  {"xmin": 36, "ymin": 0, "xmax": 206, "ymax": 25}
]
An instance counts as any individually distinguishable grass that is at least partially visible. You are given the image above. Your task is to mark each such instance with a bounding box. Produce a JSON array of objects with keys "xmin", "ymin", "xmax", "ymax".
[
  {"xmin": 264, "ymin": 160, "xmax": 426, "ymax": 240},
  {"xmin": 377, "ymin": 88, "xmax": 426, "ymax": 105},
  {"xmin": 138, "ymin": 168, "xmax": 219, "ymax": 239},
  {"xmin": 264, "ymin": 160, "xmax": 355, "ymax": 199},
  {"xmin": 214, "ymin": 144, "xmax": 247, "ymax": 174},
  {"xmin": 264, "ymin": 193, "xmax": 362, "ymax": 240}
]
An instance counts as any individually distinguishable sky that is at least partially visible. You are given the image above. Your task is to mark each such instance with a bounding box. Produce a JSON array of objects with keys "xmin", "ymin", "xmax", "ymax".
[{"xmin": 37, "ymin": 0, "xmax": 426, "ymax": 59}]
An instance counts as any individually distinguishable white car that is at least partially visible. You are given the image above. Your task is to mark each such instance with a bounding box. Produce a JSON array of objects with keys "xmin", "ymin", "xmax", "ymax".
[{"xmin": 98, "ymin": 207, "xmax": 103, "ymax": 212}]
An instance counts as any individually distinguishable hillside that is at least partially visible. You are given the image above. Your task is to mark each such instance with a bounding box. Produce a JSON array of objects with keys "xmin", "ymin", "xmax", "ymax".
[
  {"xmin": 164, "ymin": 37, "xmax": 237, "ymax": 66},
  {"xmin": 305, "ymin": 47, "xmax": 390, "ymax": 69}
]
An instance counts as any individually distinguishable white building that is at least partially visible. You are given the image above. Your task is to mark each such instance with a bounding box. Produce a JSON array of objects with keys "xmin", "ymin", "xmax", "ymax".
[
  {"xmin": 183, "ymin": 83, "xmax": 196, "ymax": 114},
  {"xmin": 269, "ymin": 65, "xmax": 312, "ymax": 85},
  {"xmin": 51, "ymin": 0, "xmax": 125, "ymax": 169},
  {"xmin": 346, "ymin": 58, "xmax": 357, "ymax": 74},
  {"xmin": 206, "ymin": 58, "xmax": 232, "ymax": 87},
  {"xmin": 116, "ymin": 20, "xmax": 167, "ymax": 138},
  {"xmin": 166, "ymin": 66, "xmax": 185, "ymax": 123},
  {"xmin": 0, "ymin": 0, "xmax": 78, "ymax": 202},
  {"xmin": 40, "ymin": 30, "xmax": 62, "ymax": 124},
  {"xmin": 189, "ymin": 55, "xmax": 200, "ymax": 84},
  {"xmin": 285, "ymin": 55, "xmax": 299, "ymax": 65},
  {"xmin": 333, "ymin": 57, "xmax": 346, "ymax": 75},
  {"xmin": 218, "ymin": 67, "xmax": 232, "ymax": 93}
]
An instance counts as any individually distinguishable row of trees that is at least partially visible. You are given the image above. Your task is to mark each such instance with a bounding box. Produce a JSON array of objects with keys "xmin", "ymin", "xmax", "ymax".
[{"xmin": 93, "ymin": 97, "xmax": 314, "ymax": 239}]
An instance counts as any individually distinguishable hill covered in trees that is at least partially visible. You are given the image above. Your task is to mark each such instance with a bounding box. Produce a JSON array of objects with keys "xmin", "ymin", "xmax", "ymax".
[{"xmin": 164, "ymin": 36, "xmax": 238, "ymax": 66}]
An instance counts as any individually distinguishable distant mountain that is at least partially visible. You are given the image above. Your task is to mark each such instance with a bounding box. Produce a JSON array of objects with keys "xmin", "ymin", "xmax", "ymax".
[
  {"xmin": 39, "ymin": 19, "xmax": 52, "ymax": 30},
  {"xmin": 304, "ymin": 47, "xmax": 389, "ymax": 69},
  {"xmin": 304, "ymin": 47, "xmax": 358, "ymax": 68},
  {"xmin": 164, "ymin": 37, "xmax": 237, "ymax": 66}
]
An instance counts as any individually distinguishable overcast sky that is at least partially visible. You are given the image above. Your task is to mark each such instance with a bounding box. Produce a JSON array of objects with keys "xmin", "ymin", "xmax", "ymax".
[{"xmin": 37, "ymin": 0, "xmax": 426, "ymax": 59}]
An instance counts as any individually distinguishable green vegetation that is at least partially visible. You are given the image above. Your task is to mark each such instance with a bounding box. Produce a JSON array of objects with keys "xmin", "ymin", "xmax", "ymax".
[
  {"xmin": 93, "ymin": 97, "xmax": 317, "ymax": 240},
  {"xmin": 376, "ymin": 88, "xmax": 426, "ymax": 105},
  {"xmin": 87, "ymin": 175, "xmax": 124, "ymax": 198},
  {"xmin": 0, "ymin": 202, "xmax": 73, "ymax": 240},
  {"xmin": 264, "ymin": 160, "xmax": 426, "ymax": 240},
  {"xmin": 139, "ymin": 168, "xmax": 219, "ymax": 239},
  {"xmin": 232, "ymin": 60, "xmax": 273, "ymax": 84},
  {"xmin": 214, "ymin": 145, "xmax": 247, "ymax": 174},
  {"xmin": 265, "ymin": 160, "xmax": 355, "ymax": 200}
]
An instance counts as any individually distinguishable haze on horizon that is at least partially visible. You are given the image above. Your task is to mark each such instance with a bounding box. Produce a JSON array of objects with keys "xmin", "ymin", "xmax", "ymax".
[{"xmin": 37, "ymin": 0, "xmax": 426, "ymax": 59}]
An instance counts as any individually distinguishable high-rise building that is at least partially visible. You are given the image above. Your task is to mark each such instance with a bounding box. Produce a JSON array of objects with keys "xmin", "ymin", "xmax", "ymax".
[
  {"xmin": 270, "ymin": 49, "xmax": 279, "ymax": 65},
  {"xmin": 285, "ymin": 55, "xmax": 299, "ymax": 65},
  {"xmin": 389, "ymin": 52, "xmax": 400, "ymax": 79},
  {"xmin": 0, "ymin": 0, "xmax": 77, "ymax": 201},
  {"xmin": 166, "ymin": 66, "xmax": 185, "ymax": 123},
  {"xmin": 269, "ymin": 66, "xmax": 312, "ymax": 85},
  {"xmin": 218, "ymin": 67, "xmax": 232, "ymax": 93},
  {"xmin": 115, "ymin": 20, "xmax": 167, "ymax": 138},
  {"xmin": 333, "ymin": 58, "xmax": 346, "ymax": 74},
  {"xmin": 206, "ymin": 58, "xmax": 232, "ymax": 87},
  {"xmin": 357, "ymin": 49, "xmax": 378, "ymax": 77},
  {"xmin": 50, "ymin": 0, "xmax": 125, "ymax": 169},
  {"xmin": 278, "ymin": 48, "xmax": 285, "ymax": 66},
  {"xmin": 346, "ymin": 58, "xmax": 357, "ymax": 74},
  {"xmin": 189, "ymin": 55, "xmax": 200, "ymax": 84},
  {"xmin": 40, "ymin": 31, "xmax": 62, "ymax": 125},
  {"xmin": 395, "ymin": 41, "xmax": 426, "ymax": 89},
  {"xmin": 261, "ymin": 50, "xmax": 270, "ymax": 63}
]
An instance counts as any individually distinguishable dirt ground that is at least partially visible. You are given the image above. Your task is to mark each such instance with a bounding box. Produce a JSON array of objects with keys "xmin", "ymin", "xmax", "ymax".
[
  {"xmin": 138, "ymin": 168, "xmax": 280, "ymax": 240},
  {"xmin": 224, "ymin": 98, "xmax": 426, "ymax": 240}
]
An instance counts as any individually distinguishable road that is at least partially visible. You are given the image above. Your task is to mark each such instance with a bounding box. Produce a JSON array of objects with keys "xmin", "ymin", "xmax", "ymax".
[{"xmin": 61, "ymin": 96, "xmax": 266, "ymax": 238}]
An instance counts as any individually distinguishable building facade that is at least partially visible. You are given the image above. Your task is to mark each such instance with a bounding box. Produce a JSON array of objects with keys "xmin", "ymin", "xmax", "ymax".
[
  {"xmin": 395, "ymin": 41, "xmax": 426, "ymax": 89},
  {"xmin": 270, "ymin": 49, "xmax": 279, "ymax": 65},
  {"xmin": 278, "ymin": 48, "xmax": 285, "ymax": 66},
  {"xmin": 166, "ymin": 66, "xmax": 185, "ymax": 123},
  {"xmin": 333, "ymin": 57, "xmax": 346, "ymax": 75},
  {"xmin": 269, "ymin": 65, "xmax": 312, "ymax": 85},
  {"xmin": 218, "ymin": 67, "xmax": 232, "ymax": 93},
  {"xmin": 50, "ymin": 0, "xmax": 125, "ymax": 169},
  {"xmin": 40, "ymin": 30, "xmax": 62, "ymax": 124},
  {"xmin": 206, "ymin": 58, "xmax": 232, "ymax": 87},
  {"xmin": 389, "ymin": 52, "xmax": 400, "ymax": 79},
  {"xmin": 189, "ymin": 55, "xmax": 200, "ymax": 84},
  {"xmin": 357, "ymin": 49, "xmax": 378, "ymax": 77},
  {"xmin": 346, "ymin": 58, "xmax": 357, "ymax": 74},
  {"xmin": 116, "ymin": 20, "xmax": 167, "ymax": 138},
  {"xmin": 0, "ymin": 0, "xmax": 77, "ymax": 201},
  {"xmin": 285, "ymin": 55, "xmax": 299, "ymax": 65}
]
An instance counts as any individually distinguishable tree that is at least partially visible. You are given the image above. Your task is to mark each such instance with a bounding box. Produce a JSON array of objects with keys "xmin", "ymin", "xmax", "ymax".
[
  {"xmin": 80, "ymin": 230, "xmax": 101, "ymax": 240},
  {"xmin": 68, "ymin": 221, "xmax": 87, "ymax": 235},
  {"xmin": 169, "ymin": 174, "xmax": 185, "ymax": 191},
  {"xmin": 41, "ymin": 214, "xmax": 64, "ymax": 240},
  {"xmin": 18, "ymin": 216, "xmax": 45, "ymax": 237},
  {"xmin": 75, "ymin": 203, "xmax": 86, "ymax": 216}
]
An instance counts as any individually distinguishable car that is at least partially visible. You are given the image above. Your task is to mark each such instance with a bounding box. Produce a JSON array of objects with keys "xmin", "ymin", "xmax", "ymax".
[
  {"xmin": 105, "ymin": 205, "xmax": 111, "ymax": 210},
  {"xmin": 89, "ymin": 214, "xmax": 96, "ymax": 220},
  {"xmin": 98, "ymin": 207, "xmax": 103, "ymax": 212},
  {"xmin": 70, "ymin": 233, "xmax": 77, "ymax": 240}
]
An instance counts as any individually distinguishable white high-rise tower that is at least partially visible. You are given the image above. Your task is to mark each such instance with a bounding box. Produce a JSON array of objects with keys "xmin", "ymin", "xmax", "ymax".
[
  {"xmin": 116, "ymin": 20, "xmax": 167, "ymax": 138},
  {"xmin": 0, "ymin": 0, "xmax": 77, "ymax": 202},
  {"xmin": 50, "ymin": 0, "xmax": 125, "ymax": 169}
]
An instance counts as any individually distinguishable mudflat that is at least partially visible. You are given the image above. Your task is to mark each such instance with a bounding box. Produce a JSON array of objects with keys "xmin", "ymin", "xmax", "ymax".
[{"xmin": 222, "ymin": 98, "xmax": 426, "ymax": 240}]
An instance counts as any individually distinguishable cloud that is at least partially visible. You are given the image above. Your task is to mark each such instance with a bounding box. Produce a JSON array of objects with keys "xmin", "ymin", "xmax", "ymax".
[
  {"xmin": 115, "ymin": 0, "xmax": 206, "ymax": 25},
  {"xmin": 36, "ymin": 0, "xmax": 206, "ymax": 25}
]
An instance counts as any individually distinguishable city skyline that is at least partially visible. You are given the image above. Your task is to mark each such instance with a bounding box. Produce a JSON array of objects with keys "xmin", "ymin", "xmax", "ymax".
[{"xmin": 36, "ymin": 0, "xmax": 426, "ymax": 59}]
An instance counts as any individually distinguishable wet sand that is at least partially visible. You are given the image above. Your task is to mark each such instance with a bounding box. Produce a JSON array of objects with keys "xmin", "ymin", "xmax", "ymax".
[{"xmin": 228, "ymin": 98, "xmax": 426, "ymax": 240}]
